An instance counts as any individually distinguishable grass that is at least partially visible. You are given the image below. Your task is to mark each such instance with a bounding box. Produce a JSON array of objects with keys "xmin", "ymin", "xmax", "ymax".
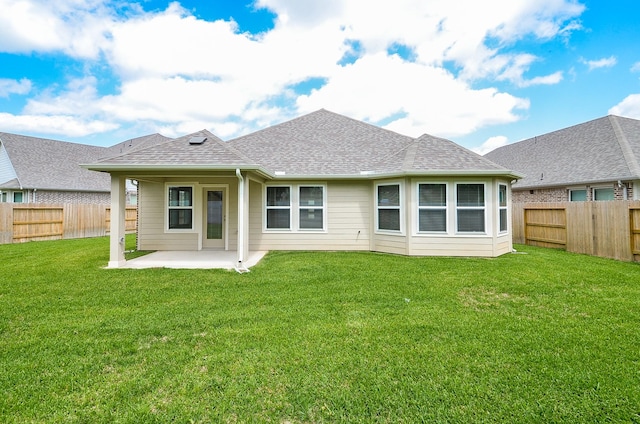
[{"xmin": 1, "ymin": 237, "xmax": 639, "ymax": 423}]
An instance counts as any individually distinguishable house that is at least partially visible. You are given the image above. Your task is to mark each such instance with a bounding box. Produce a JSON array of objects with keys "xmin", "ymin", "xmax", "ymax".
[
  {"xmin": 84, "ymin": 109, "xmax": 521, "ymax": 269},
  {"xmin": 484, "ymin": 115, "xmax": 640, "ymax": 202},
  {"xmin": 0, "ymin": 132, "xmax": 170, "ymax": 205}
]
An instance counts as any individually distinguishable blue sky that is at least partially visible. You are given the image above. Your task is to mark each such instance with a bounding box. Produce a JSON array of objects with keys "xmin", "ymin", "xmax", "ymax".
[{"xmin": 0, "ymin": 0, "xmax": 639, "ymax": 154}]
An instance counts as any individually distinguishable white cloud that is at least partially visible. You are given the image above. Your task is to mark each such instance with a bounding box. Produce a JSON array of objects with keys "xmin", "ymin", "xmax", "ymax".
[
  {"xmin": 0, "ymin": 0, "xmax": 113, "ymax": 57},
  {"xmin": 0, "ymin": 78, "xmax": 32, "ymax": 97},
  {"xmin": 581, "ymin": 56, "xmax": 617, "ymax": 71},
  {"xmin": 609, "ymin": 94, "xmax": 640, "ymax": 119},
  {"xmin": 0, "ymin": 112, "xmax": 117, "ymax": 137},
  {"xmin": 0, "ymin": 0, "xmax": 586, "ymax": 141},
  {"xmin": 631, "ymin": 62, "xmax": 640, "ymax": 73},
  {"xmin": 296, "ymin": 53, "xmax": 529, "ymax": 137},
  {"xmin": 472, "ymin": 136, "xmax": 510, "ymax": 155}
]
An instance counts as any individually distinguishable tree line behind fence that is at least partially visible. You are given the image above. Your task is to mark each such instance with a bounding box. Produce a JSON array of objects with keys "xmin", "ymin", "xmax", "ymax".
[{"xmin": 0, "ymin": 203, "xmax": 137, "ymax": 244}]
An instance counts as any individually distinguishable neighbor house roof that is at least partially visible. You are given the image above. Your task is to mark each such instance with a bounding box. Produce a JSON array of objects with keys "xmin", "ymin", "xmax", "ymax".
[
  {"xmin": 86, "ymin": 109, "xmax": 520, "ymax": 179},
  {"xmin": 485, "ymin": 115, "xmax": 640, "ymax": 189},
  {"xmin": 0, "ymin": 132, "xmax": 111, "ymax": 192}
]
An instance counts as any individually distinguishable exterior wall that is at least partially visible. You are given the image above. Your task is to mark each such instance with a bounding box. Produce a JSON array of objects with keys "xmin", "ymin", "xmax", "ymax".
[
  {"xmin": 514, "ymin": 181, "xmax": 636, "ymax": 202},
  {"xmin": 248, "ymin": 179, "xmax": 371, "ymax": 252},
  {"xmin": 137, "ymin": 175, "xmax": 514, "ymax": 258},
  {"xmin": 402, "ymin": 177, "xmax": 513, "ymax": 257},
  {"xmin": 137, "ymin": 177, "xmax": 239, "ymax": 251}
]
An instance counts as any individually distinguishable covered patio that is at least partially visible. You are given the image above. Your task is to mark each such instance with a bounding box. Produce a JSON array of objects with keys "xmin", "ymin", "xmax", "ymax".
[{"xmin": 120, "ymin": 250, "xmax": 268, "ymax": 270}]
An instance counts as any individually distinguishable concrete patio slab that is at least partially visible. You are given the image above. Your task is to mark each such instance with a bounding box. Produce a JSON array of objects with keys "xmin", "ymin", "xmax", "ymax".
[{"xmin": 120, "ymin": 250, "xmax": 268, "ymax": 270}]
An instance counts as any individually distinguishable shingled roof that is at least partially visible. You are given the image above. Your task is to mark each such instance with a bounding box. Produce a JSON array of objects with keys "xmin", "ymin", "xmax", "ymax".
[
  {"xmin": 0, "ymin": 132, "xmax": 111, "ymax": 191},
  {"xmin": 484, "ymin": 115, "xmax": 640, "ymax": 189},
  {"xmin": 88, "ymin": 109, "xmax": 519, "ymax": 179}
]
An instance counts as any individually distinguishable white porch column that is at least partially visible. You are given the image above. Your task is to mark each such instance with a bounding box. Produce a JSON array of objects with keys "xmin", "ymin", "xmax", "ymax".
[
  {"xmin": 235, "ymin": 169, "xmax": 250, "ymax": 269},
  {"xmin": 108, "ymin": 174, "xmax": 126, "ymax": 268}
]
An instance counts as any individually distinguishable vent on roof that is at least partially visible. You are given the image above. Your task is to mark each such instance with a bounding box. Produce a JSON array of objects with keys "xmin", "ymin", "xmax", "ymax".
[{"xmin": 189, "ymin": 136, "xmax": 207, "ymax": 145}]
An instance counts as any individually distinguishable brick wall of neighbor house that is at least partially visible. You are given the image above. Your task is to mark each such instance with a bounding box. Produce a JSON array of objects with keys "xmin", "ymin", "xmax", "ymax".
[
  {"xmin": 512, "ymin": 187, "xmax": 567, "ymax": 203},
  {"xmin": 34, "ymin": 190, "xmax": 111, "ymax": 205},
  {"xmin": 514, "ymin": 182, "xmax": 634, "ymax": 203}
]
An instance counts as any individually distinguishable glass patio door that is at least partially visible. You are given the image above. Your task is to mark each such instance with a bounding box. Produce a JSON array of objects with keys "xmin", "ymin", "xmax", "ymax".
[{"xmin": 203, "ymin": 189, "xmax": 224, "ymax": 248}]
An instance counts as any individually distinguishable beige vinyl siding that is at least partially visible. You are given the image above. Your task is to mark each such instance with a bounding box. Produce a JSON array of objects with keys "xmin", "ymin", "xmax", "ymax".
[
  {"xmin": 249, "ymin": 180, "xmax": 371, "ymax": 251},
  {"xmin": 494, "ymin": 234, "xmax": 513, "ymax": 256},
  {"xmin": 138, "ymin": 181, "xmax": 198, "ymax": 250},
  {"xmin": 372, "ymin": 233, "xmax": 407, "ymax": 255},
  {"xmin": 137, "ymin": 178, "xmax": 239, "ymax": 251},
  {"xmin": 408, "ymin": 235, "xmax": 495, "ymax": 256}
]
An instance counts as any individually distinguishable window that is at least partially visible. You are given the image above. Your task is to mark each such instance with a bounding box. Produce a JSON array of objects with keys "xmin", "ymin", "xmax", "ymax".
[
  {"xmin": 299, "ymin": 186, "xmax": 324, "ymax": 229},
  {"xmin": 13, "ymin": 191, "xmax": 24, "ymax": 203},
  {"xmin": 418, "ymin": 183, "xmax": 447, "ymax": 232},
  {"xmin": 377, "ymin": 183, "xmax": 401, "ymax": 231},
  {"xmin": 456, "ymin": 183, "xmax": 485, "ymax": 233},
  {"xmin": 167, "ymin": 186, "xmax": 193, "ymax": 230},
  {"xmin": 570, "ymin": 189, "xmax": 587, "ymax": 201},
  {"xmin": 498, "ymin": 184, "xmax": 508, "ymax": 233},
  {"xmin": 266, "ymin": 186, "xmax": 291, "ymax": 229},
  {"xmin": 1, "ymin": 192, "xmax": 7, "ymax": 202},
  {"xmin": 594, "ymin": 187, "xmax": 614, "ymax": 201}
]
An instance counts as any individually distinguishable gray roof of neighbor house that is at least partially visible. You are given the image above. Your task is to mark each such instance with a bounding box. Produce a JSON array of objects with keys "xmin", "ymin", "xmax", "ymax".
[
  {"xmin": 0, "ymin": 132, "xmax": 112, "ymax": 191},
  {"xmin": 484, "ymin": 115, "xmax": 640, "ymax": 189},
  {"xmin": 87, "ymin": 109, "xmax": 520, "ymax": 179}
]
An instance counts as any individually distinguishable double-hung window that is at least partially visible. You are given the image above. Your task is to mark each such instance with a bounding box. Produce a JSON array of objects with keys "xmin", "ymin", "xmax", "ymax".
[
  {"xmin": 418, "ymin": 183, "xmax": 447, "ymax": 232},
  {"xmin": 168, "ymin": 186, "xmax": 193, "ymax": 230},
  {"xmin": 456, "ymin": 183, "xmax": 485, "ymax": 233},
  {"xmin": 498, "ymin": 184, "xmax": 508, "ymax": 233},
  {"xmin": 299, "ymin": 186, "xmax": 324, "ymax": 230},
  {"xmin": 266, "ymin": 186, "xmax": 291, "ymax": 229},
  {"xmin": 377, "ymin": 183, "xmax": 401, "ymax": 232}
]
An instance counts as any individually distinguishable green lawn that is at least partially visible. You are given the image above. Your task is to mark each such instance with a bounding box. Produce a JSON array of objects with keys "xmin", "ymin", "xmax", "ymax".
[{"xmin": 1, "ymin": 237, "xmax": 639, "ymax": 423}]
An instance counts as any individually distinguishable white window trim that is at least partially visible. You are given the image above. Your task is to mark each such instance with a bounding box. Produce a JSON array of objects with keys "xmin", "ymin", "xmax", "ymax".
[
  {"xmin": 592, "ymin": 185, "xmax": 615, "ymax": 201},
  {"xmin": 375, "ymin": 181, "xmax": 404, "ymax": 234},
  {"xmin": 298, "ymin": 185, "xmax": 327, "ymax": 232},
  {"xmin": 498, "ymin": 183, "xmax": 508, "ymax": 234},
  {"xmin": 568, "ymin": 187, "xmax": 588, "ymax": 202},
  {"xmin": 264, "ymin": 185, "xmax": 292, "ymax": 231},
  {"xmin": 416, "ymin": 181, "xmax": 448, "ymax": 235},
  {"xmin": 165, "ymin": 183, "xmax": 195, "ymax": 233},
  {"xmin": 455, "ymin": 182, "xmax": 487, "ymax": 235},
  {"xmin": 264, "ymin": 184, "xmax": 328, "ymax": 232}
]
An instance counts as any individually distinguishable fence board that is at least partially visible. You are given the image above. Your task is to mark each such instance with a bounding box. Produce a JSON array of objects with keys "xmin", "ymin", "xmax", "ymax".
[
  {"xmin": 12, "ymin": 206, "xmax": 64, "ymax": 242},
  {"xmin": 0, "ymin": 203, "xmax": 13, "ymax": 244},
  {"xmin": 514, "ymin": 201, "xmax": 640, "ymax": 262},
  {"xmin": 631, "ymin": 206, "xmax": 640, "ymax": 262},
  {"xmin": 0, "ymin": 203, "xmax": 137, "ymax": 244}
]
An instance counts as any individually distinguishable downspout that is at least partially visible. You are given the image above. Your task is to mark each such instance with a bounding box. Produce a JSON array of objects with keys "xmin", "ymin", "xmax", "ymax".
[{"xmin": 235, "ymin": 169, "xmax": 249, "ymax": 273}]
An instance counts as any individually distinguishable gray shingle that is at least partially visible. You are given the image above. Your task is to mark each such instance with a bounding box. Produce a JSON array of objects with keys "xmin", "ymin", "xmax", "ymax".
[
  {"xmin": 0, "ymin": 132, "xmax": 111, "ymax": 192},
  {"xmin": 484, "ymin": 115, "xmax": 640, "ymax": 189},
  {"xmin": 88, "ymin": 109, "xmax": 518, "ymax": 178}
]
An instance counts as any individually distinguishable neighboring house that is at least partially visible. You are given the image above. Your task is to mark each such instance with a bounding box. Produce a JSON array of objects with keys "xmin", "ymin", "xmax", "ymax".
[
  {"xmin": 0, "ymin": 132, "xmax": 111, "ymax": 204},
  {"xmin": 84, "ymin": 109, "xmax": 521, "ymax": 269},
  {"xmin": 485, "ymin": 115, "xmax": 640, "ymax": 202},
  {"xmin": 0, "ymin": 132, "xmax": 170, "ymax": 205}
]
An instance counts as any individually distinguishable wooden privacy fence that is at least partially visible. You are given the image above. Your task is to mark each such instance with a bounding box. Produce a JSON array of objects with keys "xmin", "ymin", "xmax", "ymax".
[
  {"xmin": 0, "ymin": 203, "xmax": 137, "ymax": 244},
  {"xmin": 512, "ymin": 201, "xmax": 640, "ymax": 262}
]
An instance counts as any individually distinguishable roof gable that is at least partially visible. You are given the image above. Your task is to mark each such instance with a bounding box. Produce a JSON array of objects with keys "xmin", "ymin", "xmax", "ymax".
[{"xmin": 485, "ymin": 115, "xmax": 640, "ymax": 188}]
